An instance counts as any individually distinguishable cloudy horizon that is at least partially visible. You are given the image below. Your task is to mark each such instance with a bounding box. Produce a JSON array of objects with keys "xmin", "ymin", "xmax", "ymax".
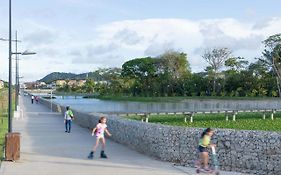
[{"xmin": 0, "ymin": 0, "xmax": 280, "ymax": 82}]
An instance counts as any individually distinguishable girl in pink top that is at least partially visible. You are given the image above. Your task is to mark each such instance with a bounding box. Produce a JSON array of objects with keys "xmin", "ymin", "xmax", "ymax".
[{"xmin": 88, "ymin": 116, "xmax": 112, "ymax": 159}]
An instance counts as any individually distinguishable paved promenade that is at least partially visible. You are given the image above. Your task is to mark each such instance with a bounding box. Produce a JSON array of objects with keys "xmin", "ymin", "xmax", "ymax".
[{"xmin": 0, "ymin": 96, "xmax": 245, "ymax": 175}]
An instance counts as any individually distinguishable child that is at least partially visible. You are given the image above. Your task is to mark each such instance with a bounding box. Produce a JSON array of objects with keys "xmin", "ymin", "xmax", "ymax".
[
  {"xmin": 88, "ymin": 116, "xmax": 112, "ymax": 159},
  {"xmin": 35, "ymin": 96, "xmax": 39, "ymax": 104},
  {"xmin": 64, "ymin": 106, "xmax": 74, "ymax": 133},
  {"xmin": 197, "ymin": 128, "xmax": 215, "ymax": 172}
]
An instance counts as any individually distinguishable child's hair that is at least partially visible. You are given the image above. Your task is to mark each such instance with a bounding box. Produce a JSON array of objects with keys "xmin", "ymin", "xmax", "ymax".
[
  {"xmin": 98, "ymin": 116, "xmax": 106, "ymax": 123},
  {"xmin": 66, "ymin": 106, "xmax": 70, "ymax": 110},
  {"xmin": 201, "ymin": 128, "xmax": 212, "ymax": 138}
]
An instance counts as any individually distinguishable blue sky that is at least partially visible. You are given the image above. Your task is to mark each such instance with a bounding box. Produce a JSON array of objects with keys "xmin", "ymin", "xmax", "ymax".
[{"xmin": 0, "ymin": 0, "xmax": 280, "ymax": 81}]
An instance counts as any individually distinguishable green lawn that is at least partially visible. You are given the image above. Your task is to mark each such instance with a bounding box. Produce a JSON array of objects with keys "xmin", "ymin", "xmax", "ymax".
[
  {"xmin": 124, "ymin": 112, "xmax": 281, "ymax": 132},
  {"xmin": 96, "ymin": 95, "xmax": 279, "ymax": 102}
]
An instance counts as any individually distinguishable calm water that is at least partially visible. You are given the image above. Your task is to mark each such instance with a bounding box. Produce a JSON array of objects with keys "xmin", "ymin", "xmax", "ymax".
[{"xmin": 49, "ymin": 96, "xmax": 281, "ymax": 114}]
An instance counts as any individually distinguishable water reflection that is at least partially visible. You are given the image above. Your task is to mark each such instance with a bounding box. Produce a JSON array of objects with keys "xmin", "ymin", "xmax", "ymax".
[{"xmin": 48, "ymin": 96, "xmax": 281, "ymax": 114}]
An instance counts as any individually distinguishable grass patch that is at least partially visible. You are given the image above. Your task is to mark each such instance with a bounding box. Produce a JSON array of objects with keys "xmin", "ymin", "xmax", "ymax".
[
  {"xmin": 124, "ymin": 112, "xmax": 281, "ymax": 132},
  {"xmin": 0, "ymin": 117, "xmax": 7, "ymax": 160},
  {"xmin": 96, "ymin": 95, "xmax": 279, "ymax": 103},
  {"xmin": 0, "ymin": 89, "xmax": 8, "ymax": 160}
]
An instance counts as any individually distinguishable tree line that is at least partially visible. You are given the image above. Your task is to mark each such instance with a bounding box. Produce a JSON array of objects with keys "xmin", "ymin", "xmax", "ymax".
[{"xmin": 57, "ymin": 34, "xmax": 281, "ymax": 97}]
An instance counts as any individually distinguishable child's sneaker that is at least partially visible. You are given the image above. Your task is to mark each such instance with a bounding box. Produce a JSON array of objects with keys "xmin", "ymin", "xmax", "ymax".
[
  {"xmin": 201, "ymin": 167, "xmax": 213, "ymax": 173},
  {"xmin": 87, "ymin": 151, "xmax": 94, "ymax": 159}
]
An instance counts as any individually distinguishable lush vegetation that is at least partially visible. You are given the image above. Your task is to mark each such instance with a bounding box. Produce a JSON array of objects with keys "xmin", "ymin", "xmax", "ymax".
[
  {"xmin": 55, "ymin": 34, "xmax": 281, "ymax": 98},
  {"xmin": 124, "ymin": 113, "xmax": 281, "ymax": 132},
  {"xmin": 0, "ymin": 90, "xmax": 8, "ymax": 160}
]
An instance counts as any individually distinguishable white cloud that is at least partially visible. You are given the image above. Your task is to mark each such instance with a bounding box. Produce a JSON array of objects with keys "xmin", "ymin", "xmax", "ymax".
[
  {"xmin": 87, "ymin": 18, "xmax": 281, "ymax": 72},
  {"xmin": 113, "ymin": 29, "xmax": 144, "ymax": 45},
  {"xmin": 1, "ymin": 17, "xmax": 281, "ymax": 82},
  {"xmin": 144, "ymin": 41, "xmax": 175, "ymax": 56}
]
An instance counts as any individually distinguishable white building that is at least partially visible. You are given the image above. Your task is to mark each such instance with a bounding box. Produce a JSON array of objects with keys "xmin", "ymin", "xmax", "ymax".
[{"xmin": 0, "ymin": 80, "xmax": 4, "ymax": 89}]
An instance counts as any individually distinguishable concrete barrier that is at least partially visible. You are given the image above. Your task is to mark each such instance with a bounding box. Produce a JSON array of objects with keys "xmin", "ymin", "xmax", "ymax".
[{"xmin": 39, "ymin": 97, "xmax": 281, "ymax": 175}]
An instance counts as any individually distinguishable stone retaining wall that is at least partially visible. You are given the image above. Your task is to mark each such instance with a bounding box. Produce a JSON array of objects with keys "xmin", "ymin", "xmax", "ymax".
[{"xmin": 39, "ymin": 98, "xmax": 281, "ymax": 175}]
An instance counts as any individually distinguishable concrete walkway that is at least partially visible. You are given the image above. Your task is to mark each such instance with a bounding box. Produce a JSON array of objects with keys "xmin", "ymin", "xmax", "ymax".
[{"xmin": 0, "ymin": 96, "xmax": 245, "ymax": 175}]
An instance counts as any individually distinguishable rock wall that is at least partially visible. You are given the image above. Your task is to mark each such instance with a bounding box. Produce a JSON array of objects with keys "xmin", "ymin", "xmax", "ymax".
[{"xmin": 39, "ymin": 98, "xmax": 281, "ymax": 175}]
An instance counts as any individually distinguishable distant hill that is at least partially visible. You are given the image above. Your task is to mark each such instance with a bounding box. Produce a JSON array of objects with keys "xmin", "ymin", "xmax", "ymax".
[
  {"xmin": 39, "ymin": 68, "xmax": 122, "ymax": 83},
  {"xmin": 39, "ymin": 72, "xmax": 102, "ymax": 83}
]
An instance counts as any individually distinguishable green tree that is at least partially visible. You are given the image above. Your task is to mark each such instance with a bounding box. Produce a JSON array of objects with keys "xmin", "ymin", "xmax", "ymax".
[
  {"xmin": 159, "ymin": 51, "xmax": 191, "ymax": 96},
  {"xmin": 225, "ymin": 57, "xmax": 248, "ymax": 72},
  {"xmin": 122, "ymin": 57, "xmax": 156, "ymax": 96},
  {"xmin": 202, "ymin": 48, "xmax": 231, "ymax": 94},
  {"xmin": 121, "ymin": 51, "xmax": 191, "ymax": 96},
  {"xmin": 224, "ymin": 57, "xmax": 249, "ymax": 96},
  {"xmin": 247, "ymin": 60, "xmax": 277, "ymax": 97},
  {"xmin": 262, "ymin": 33, "xmax": 281, "ymax": 96},
  {"xmin": 82, "ymin": 79, "xmax": 95, "ymax": 93}
]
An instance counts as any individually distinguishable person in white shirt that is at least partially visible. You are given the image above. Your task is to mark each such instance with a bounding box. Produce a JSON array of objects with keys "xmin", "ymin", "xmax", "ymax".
[
  {"xmin": 64, "ymin": 106, "xmax": 74, "ymax": 133},
  {"xmin": 88, "ymin": 116, "xmax": 112, "ymax": 159},
  {"xmin": 31, "ymin": 95, "xmax": 34, "ymax": 104}
]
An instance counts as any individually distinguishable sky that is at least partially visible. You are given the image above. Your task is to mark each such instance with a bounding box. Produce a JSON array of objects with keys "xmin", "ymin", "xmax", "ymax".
[{"xmin": 0, "ymin": 0, "xmax": 281, "ymax": 82}]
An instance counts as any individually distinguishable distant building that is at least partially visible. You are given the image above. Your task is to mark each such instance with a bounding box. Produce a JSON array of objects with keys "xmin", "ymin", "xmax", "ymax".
[
  {"xmin": 94, "ymin": 80, "xmax": 108, "ymax": 85},
  {"xmin": 38, "ymin": 82, "xmax": 46, "ymax": 86},
  {"xmin": 55, "ymin": 80, "xmax": 67, "ymax": 87},
  {"xmin": 46, "ymin": 83, "xmax": 56, "ymax": 89},
  {"xmin": 77, "ymin": 80, "xmax": 86, "ymax": 87},
  {"xmin": 32, "ymin": 81, "xmax": 47, "ymax": 89},
  {"xmin": 67, "ymin": 80, "xmax": 77, "ymax": 87},
  {"xmin": 54, "ymin": 79, "xmax": 86, "ymax": 88},
  {"xmin": 0, "ymin": 80, "xmax": 4, "ymax": 89},
  {"xmin": 24, "ymin": 82, "xmax": 37, "ymax": 89}
]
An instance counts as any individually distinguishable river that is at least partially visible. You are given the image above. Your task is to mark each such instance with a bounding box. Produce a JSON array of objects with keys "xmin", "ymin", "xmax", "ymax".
[{"xmin": 43, "ymin": 95, "xmax": 281, "ymax": 114}]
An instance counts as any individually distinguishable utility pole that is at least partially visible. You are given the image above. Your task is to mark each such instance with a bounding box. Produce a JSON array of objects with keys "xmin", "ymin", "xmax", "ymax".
[{"xmin": 15, "ymin": 30, "xmax": 19, "ymax": 111}]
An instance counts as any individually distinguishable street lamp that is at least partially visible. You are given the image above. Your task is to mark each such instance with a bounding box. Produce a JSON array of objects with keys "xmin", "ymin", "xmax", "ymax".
[
  {"xmin": 4, "ymin": 0, "xmax": 21, "ymax": 162},
  {"xmin": 6, "ymin": 0, "xmax": 36, "ymax": 132},
  {"xmin": 13, "ymin": 50, "xmax": 36, "ymax": 55},
  {"xmin": 13, "ymin": 31, "xmax": 21, "ymax": 111},
  {"xmin": 12, "ymin": 50, "xmax": 36, "ymax": 112},
  {"xmin": 1, "ymin": 35, "xmax": 35, "ymax": 112},
  {"xmin": 0, "ymin": 38, "xmax": 19, "ymax": 42}
]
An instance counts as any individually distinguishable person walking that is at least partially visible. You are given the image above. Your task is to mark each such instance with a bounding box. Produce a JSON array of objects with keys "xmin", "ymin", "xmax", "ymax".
[
  {"xmin": 87, "ymin": 116, "xmax": 112, "ymax": 159},
  {"xmin": 31, "ymin": 95, "xmax": 34, "ymax": 104},
  {"xmin": 64, "ymin": 106, "xmax": 74, "ymax": 133},
  {"xmin": 35, "ymin": 96, "xmax": 39, "ymax": 104}
]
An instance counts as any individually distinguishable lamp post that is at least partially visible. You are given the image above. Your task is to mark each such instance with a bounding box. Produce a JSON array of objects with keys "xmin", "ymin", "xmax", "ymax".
[
  {"xmin": 8, "ymin": 0, "xmax": 12, "ymax": 133},
  {"xmin": 7, "ymin": 50, "xmax": 36, "ymax": 132},
  {"xmin": 15, "ymin": 31, "xmax": 21, "ymax": 111},
  {"xmin": 13, "ymin": 50, "xmax": 36, "ymax": 114}
]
